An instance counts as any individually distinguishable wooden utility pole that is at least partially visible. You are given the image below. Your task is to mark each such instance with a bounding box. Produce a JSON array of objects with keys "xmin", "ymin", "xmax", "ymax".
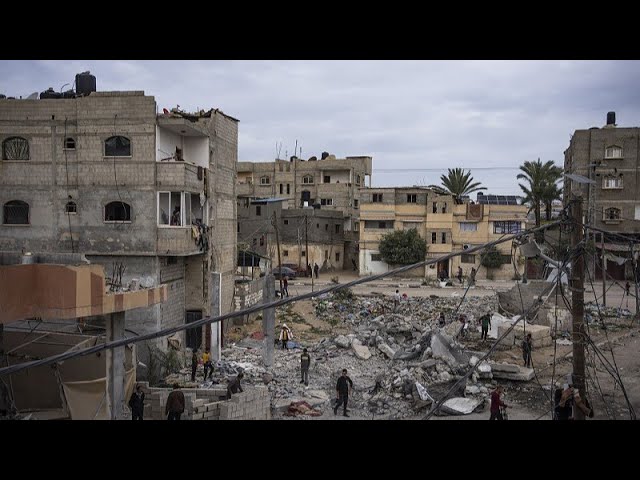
[
  {"xmin": 601, "ymin": 235, "xmax": 606, "ymax": 307},
  {"xmin": 570, "ymin": 197, "xmax": 586, "ymax": 420},
  {"xmin": 272, "ymin": 212, "xmax": 283, "ymax": 296}
]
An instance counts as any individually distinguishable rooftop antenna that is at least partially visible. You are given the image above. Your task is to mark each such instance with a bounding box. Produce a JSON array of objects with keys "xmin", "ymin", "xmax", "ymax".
[{"xmin": 294, "ymin": 139, "xmax": 298, "ymax": 158}]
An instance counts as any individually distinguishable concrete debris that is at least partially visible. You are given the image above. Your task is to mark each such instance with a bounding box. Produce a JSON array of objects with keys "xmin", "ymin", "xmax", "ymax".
[
  {"xmin": 440, "ymin": 397, "xmax": 484, "ymax": 415},
  {"xmin": 334, "ymin": 335, "xmax": 351, "ymax": 348},
  {"xmin": 489, "ymin": 362, "xmax": 535, "ymax": 381},
  {"xmin": 556, "ymin": 338, "xmax": 572, "ymax": 346},
  {"xmin": 352, "ymin": 339, "xmax": 372, "ymax": 360},
  {"xmin": 378, "ymin": 342, "xmax": 397, "ymax": 359}
]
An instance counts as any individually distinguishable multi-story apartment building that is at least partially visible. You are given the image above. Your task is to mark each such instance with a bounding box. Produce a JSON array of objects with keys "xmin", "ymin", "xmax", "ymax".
[
  {"xmin": 359, "ymin": 187, "xmax": 528, "ymax": 280},
  {"xmin": 564, "ymin": 111, "xmax": 640, "ymax": 280},
  {"xmin": 0, "ymin": 77, "xmax": 238, "ymax": 363}
]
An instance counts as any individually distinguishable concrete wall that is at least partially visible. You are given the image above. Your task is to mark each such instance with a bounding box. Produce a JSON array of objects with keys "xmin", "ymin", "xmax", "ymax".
[{"xmin": 281, "ymin": 243, "xmax": 344, "ymax": 271}]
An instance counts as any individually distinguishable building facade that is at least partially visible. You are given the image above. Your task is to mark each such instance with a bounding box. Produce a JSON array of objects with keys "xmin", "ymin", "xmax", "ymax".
[
  {"xmin": 0, "ymin": 89, "xmax": 238, "ymax": 362},
  {"xmin": 237, "ymin": 154, "xmax": 372, "ymax": 269},
  {"xmin": 359, "ymin": 187, "xmax": 528, "ymax": 280}
]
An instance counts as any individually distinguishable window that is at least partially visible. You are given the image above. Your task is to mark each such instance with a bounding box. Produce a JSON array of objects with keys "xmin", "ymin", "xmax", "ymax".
[
  {"xmin": 602, "ymin": 175, "xmax": 623, "ymax": 189},
  {"xmin": 3, "ymin": 200, "xmax": 29, "ymax": 225},
  {"xmin": 459, "ymin": 222, "xmax": 477, "ymax": 232},
  {"xmin": 354, "ymin": 222, "xmax": 359, "ymax": 232},
  {"xmin": 317, "ymin": 223, "xmax": 320, "ymax": 229},
  {"xmin": 441, "ymin": 232, "xmax": 447, "ymax": 244},
  {"xmin": 356, "ymin": 174, "xmax": 361, "ymax": 185},
  {"xmin": 65, "ymin": 201, "xmax": 77, "ymax": 214},
  {"xmin": 158, "ymin": 192, "xmax": 182, "ymax": 226},
  {"xmin": 260, "ymin": 176, "xmax": 270, "ymax": 185},
  {"xmin": 335, "ymin": 252, "xmax": 340, "ymax": 262},
  {"xmin": 284, "ymin": 219, "xmax": 289, "ymax": 225},
  {"xmin": 279, "ymin": 184, "xmax": 284, "ymax": 194},
  {"xmin": 500, "ymin": 255, "xmax": 512, "ymax": 265},
  {"xmin": 237, "ymin": 222, "xmax": 240, "ymax": 233},
  {"xmin": 104, "ymin": 136, "xmax": 131, "ymax": 157},
  {"xmin": 283, "ymin": 250, "xmax": 289, "ymax": 257},
  {"xmin": 354, "ymin": 199, "xmax": 359, "ymax": 209},
  {"xmin": 335, "ymin": 224, "xmax": 340, "ymax": 234},
  {"xmin": 2, "ymin": 137, "xmax": 29, "ymax": 160},
  {"xmin": 371, "ymin": 254, "xmax": 382, "ymax": 261},
  {"xmin": 493, "ymin": 221, "xmax": 522, "ymax": 234},
  {"xmin": 404, "ymin": 222, "xmax": 421, "ymax": 230},
  {"xmin": 372, "ymin": 193, "xmax": 383, "ymax": 203},
  {"xmin": 287, "ymin": 184, "xmax": 290, "ymax": 194},
  {"xmin": 302, "ymin": 175, "xmax": 314, "ymax": 184},
  {"xmin": 407, "ymin": 194, "xmax": 417, "ymax": 203},
  {"xmin": 256, "ymin": 206, "xmax": 262, "ymax": 216},
  {"xmin": 364, "ymin": 220, "xmax": 392, "ymax": 229},
  {"xmin": 604, "ymin": 207, "xmax": 621, "ymax": 221},
  {"xmin": 461, "ymin": 254, "xmax": 476, "ymax": 264},
  {"xmin": 64, "ymin": 137, "xmax": 76, "ymax": 150},
  {"xmin": 605, "ymin": 145, "xmax": 623, "ymax": 159},
  {"xmin": 431, "ymin": 232, "xmax": 437, "ymax": 244},
  {"xmin": 324, "ymin": 175, "xmax": 331, "ymax": 183},
  {"xmin": 432, "ymin": 202, "xmax": 437, "ymax": 213},
  {"xmin": 442, "ymin": 203, "xmax": 447, "ymax": 214},
  {"xmin": 325, "ymin": 224, "xmax": 328, "ymax": 231},
  {"xmin": 167, "ymin": 257, "xmax": 177, "ymax": 265},
  {"xmin": 259, "ymin": 236, "xmax": 264, "ymax": 246},
  {"xmin": 105, "ymin": 201, "xmax": 131, "ymax": 222},
  {"xmin": 302, "ymin": 251, "xmax": 306, "ymax": 257},
  {"xmin": 321, "ymin": 198, "xmax": 333, "ymax": 206}
]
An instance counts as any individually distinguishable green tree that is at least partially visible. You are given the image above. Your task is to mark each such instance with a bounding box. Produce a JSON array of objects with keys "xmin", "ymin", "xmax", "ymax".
[
  {"xmin": 480, "ymin": 246, "xmax": 504, "ymax": 269},
  {"xmin": 517, "ymin": 158, "xmax": 562, "ymax": 227},
  {"xmin": 440, "ymin": 168, "xmax": 487, "ymax": 198},
  {"xmin": 378, "ymin": 229, "xmax": 427, "ymax": 265}
]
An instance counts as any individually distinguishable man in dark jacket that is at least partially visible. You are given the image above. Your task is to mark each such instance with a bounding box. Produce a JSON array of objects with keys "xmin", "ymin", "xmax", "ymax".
[
  {"xmin": 300, "ymin": 348, "xmax": 311, "ymax": 386},
  {"xmin": 522, "ymin": 333, "xmax": 533, "ymax": 367},
  {"xmin": 333, "ymin": 369, "xmax": 353, "ymax": 417},
  {"xmin": 165, "ymin": 384, "xmax": 185, "ymax": 420},
  {"xmin": 489, "ymin": 385, "xmax": 509, "ymax": 420},
  {"xmin": 227, "ymin": 372, "xmax": 244, "ymax": 399},
  {"xmin": 479, "ymin": 313, "xmax": 491, "ymax": 341},
  {"xmin": 314, "ymin": 263, "xmax": 319, "ymax": 279},
  {"xmin": 128, "ymin": 384, "xmax": 145, "ymax": 420}
]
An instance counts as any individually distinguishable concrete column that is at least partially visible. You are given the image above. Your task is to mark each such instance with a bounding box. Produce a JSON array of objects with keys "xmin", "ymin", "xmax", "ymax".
[
  {"xmin": 210, "ymin": 272, "xmax": 222, "ymax": 361},
  {"xmin": 105, "ymin": 311, "xmax": 125, "ymax": 420},
  {"xmin": 262, "ymin": 275, "xmax": 275, "ymax": 368}
]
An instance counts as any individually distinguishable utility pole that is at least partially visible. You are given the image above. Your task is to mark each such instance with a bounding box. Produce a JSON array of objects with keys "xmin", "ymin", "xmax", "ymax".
[
  {"xmin": 601, "ymin": 234, "xmax": 606, "ymax": 307},
  {"xmin": 272, "ymin": 212, "xmax": 283, "ymax": 296},
  {"xmin": 570, "ymin": 196, "xmax": 586, "ymax": 420},
  {"xmin": 305, "ymin": 213, "xmax": 313, "ymax": 292}
]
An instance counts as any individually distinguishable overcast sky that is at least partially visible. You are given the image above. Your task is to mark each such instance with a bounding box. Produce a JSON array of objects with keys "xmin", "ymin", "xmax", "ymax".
[{"xmin": 2, "ymin": 60, "xmax": 639, "ymax": 196}]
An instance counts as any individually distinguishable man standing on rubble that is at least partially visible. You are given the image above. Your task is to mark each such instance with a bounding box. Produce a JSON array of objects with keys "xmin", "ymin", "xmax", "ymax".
[
  {"xmin": 522, "ymin": 333, "xmax": 533, "ymax": 368},
  {"xmin": 334, "ymin": 369, "xmax": 354, "ymax": 417},
  {"xmin": 393, "ymin": 289, "xmax": 401, "ymax": 312},
  {"xmin": 457, "ymin": 266, "xmax": 463, "ymax": 284},
  {"xmin": 489, "ymin": 384, "xmax": 509, "ymax": 420},
  {"xmin": 165, "ymin": 384, "xmax": 185, "ymax": 421},
  {"xmin": 203, "ymin": 349, "xmax": 214, "ymax": 380},
  {"xmin": 314, "ymin": 263, "xmax": 320, "ymax": 279},
  {"xmin": 279, "ymin": 323, "xmax": 293, "ymax": 350},
  {"xmin": 300, "ymin": 348, "xmax": 311, "ymax": 385},
  {"xmin": 479, "ymin": 312, "xmax": 491, "ymax": 341}
]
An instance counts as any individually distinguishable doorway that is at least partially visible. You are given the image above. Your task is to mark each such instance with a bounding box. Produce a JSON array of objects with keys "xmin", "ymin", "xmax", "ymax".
[
  {"xmin": 185, "ymin": 310, "xmax": 203, "ymax": 351},
  {"xmin": 437, "ymin": 259, "xmax": 449, "ymax": 279}
]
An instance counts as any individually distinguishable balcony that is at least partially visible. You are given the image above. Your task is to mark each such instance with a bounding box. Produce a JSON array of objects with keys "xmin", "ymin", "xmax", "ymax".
[
  {"xmin": 156, "ymin": 162, "xmax": 205, "ymax": 192},
  {"xmin": 157, "ymin": 227, "xmax": 203, "ymax": 256}
]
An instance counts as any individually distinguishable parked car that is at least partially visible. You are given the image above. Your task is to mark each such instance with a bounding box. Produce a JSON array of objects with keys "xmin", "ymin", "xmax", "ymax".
[
  {"xmin": 272, "ymin": 266, "xmax": 297, "ymax": 280},
  {"xmin": 279, "ymin": 263, "xmax": 307, "ymax": 277}
]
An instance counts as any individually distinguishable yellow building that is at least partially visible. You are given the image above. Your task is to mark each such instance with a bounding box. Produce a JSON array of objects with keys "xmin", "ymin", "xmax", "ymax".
[{"xmin": 359, "ymin": 187, "xmax": 528, "ymax": 280}]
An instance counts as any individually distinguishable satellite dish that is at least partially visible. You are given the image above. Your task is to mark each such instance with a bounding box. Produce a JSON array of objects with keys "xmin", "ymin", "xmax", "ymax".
[{"xmin": 26, "ymin": 92, "xmax": 38, "ymax": 100}]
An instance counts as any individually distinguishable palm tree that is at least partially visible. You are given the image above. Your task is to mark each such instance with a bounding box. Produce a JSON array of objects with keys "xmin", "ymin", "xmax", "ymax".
[
  {"xmin": 440, "ymin": 168, "xmax": 487, "ymax": 198},
  {"xmin": 517, "ymin": 159, "xmax": 562, "ymax": 226}
]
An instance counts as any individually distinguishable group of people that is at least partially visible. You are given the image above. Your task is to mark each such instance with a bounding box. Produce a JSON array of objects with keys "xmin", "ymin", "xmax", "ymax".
[
  {"xmin": 305, "ymin": 263, "xmax": 320, "ymax": 279},
  {"xmin": 439, "ymin": 266, "xmax": 476, "ymax": 286}
]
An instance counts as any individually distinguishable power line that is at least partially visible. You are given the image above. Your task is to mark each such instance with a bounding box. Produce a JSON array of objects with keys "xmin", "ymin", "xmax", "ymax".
[{"xmin": 0, "ymin": 220, "xmax": 562, "ymax": 378}]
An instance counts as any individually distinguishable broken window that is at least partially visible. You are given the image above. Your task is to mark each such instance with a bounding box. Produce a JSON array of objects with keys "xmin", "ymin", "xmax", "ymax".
[
  {"xmin": 284, "ymin": 219, "xmax": 289, "ymax": 225},
  {"xmin": 324, "ymin": 175, "xmax": 331, "ymax": 183},
  {"xmin": 65, "ymin": 201, "xmax": 77, "ymax": 214},
  {"xmin": 104, "ymin": 136, "xmax": 131, "ymax": 157},
  {"xmin": 2, "ymin": 136, "xmax": 29, "ymax": 160},
  {"xmin": 604, "ymin": 207, "xmax": 621, "ymax": 221},
  {"xmin": 283, "ymin": 250, "xmax": 289, "ymax": 257},
  {"xmin": 104, "ymin": 201, "xmax": 131, "ymax": 222},
  {"xmin": 432, "ymin": 202, "xmax": 438, "ymax": 213},
  {"xmin": 65, "ymin": 137, "xmax": 76, "ymax": 150},
  {"xmin": 3, "ymin": 200, "xmax": 29, "ymax": 224}
]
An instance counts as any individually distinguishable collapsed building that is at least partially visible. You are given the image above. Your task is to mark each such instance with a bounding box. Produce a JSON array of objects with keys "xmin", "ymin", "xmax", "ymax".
[{"xmin": 0, "ymin": 72, "xmax": 238, "ymax": 370}]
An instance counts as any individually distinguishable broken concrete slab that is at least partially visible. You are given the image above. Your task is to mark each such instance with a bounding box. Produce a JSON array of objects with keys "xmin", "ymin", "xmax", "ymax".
[
  {"xmin": 477, "ymin": 361, "xmax": 493, "ymax": 379},
  {"xmin": 489, "ymin": 363, "xmax": 535, "ymax": 381},
  {"xmin": 378, "ymin": 342, "xmax": 396, "ymax": 359},
  {"xmin": 489, "ymin": 362, "xmax": 521, "ymax": 373},
  {"xmin": 440, "ymin": 397, "xmax": 483, "ymax": 415},
  {"xmin": 352, "ymin": 339, "xmax": 372, "ymax": 360},
  {"xmin": 334, "ymin": 335, "xmax": 351, "ymax": 348}
]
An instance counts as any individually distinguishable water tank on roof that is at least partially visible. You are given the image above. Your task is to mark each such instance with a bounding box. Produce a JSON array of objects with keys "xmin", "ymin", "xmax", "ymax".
[
  {"xmin": 0, "ymin": 94, "xmax": 6, "ymax": 99},
  {"xmin": 606, "ymin": 111, "xmax": 616, "ymax": 125},
  {"xmin": 62, "ymin": 89, "xmax": 76, "ymax": 99},
  {"xmin": 321, "ymin": 152, "xmax": 330, "ymax": 160},
  {"xmin": 76, "ymin": 71, "xmax": 97, "ymax": 96},
  {"xmin": 40, "ymin": 88, "xmax": 62, "ymax": 99}
]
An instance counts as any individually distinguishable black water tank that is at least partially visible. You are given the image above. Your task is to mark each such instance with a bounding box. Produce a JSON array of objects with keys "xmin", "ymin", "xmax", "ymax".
[
  {"xmin": 76, "ymin": 71, "xmax": 96, "ymax": 96},
  {"xmin": 321, "ymin": 151, "xmax": 329, "ymax": 160},
  {"xmin": 40, "ymin": 88, "xmax": 62, "ymax": 99},
  {"xmin": 62, "ymin": 89, "xmax": 76, "ymax": 99},
  {"xmin": 607, "ymin": 111, "xmax": 616, "ymax": 125},
  {"xmin": 0, "ymin": 94, "xmax": 6, "ymax": 99}
]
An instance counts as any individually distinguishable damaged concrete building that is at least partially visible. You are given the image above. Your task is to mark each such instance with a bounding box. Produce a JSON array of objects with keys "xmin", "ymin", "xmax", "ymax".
[
  {"xmin": 359, "ymin": 187, "xmax": 528, "ymax": 279},
  {"xmin": 0, "ymin": 74, "xmax": 238, "ymax": 370},
  {"xmin": 237, "ymin": 154, "xmax": 372, "ymax": 269}
]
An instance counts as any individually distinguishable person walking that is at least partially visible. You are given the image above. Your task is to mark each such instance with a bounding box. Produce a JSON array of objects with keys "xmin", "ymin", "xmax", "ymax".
[
  {"xmin": 165, "ymin": 384, "xmax": 185, "ymax": 421},
  {"xmin": 283, "ymin": 277, "xmax": 289, "ymax": 297},
  {"xmin": 279, "ymin": 324, "xmax": 293, "ymax": 350},
  {"xmin": 489, "ymin": 385, "xmax": 509, "ymax": 420},
  {"xmin": 128, "ymin": 384, "xmax": 145, "ymax": 420},
  {"xmin": 202, "ymin": 349, "xmax": 214, "ymax": 380},
  {"xmin": 479, "ymin": 312, "xmax": 491, "ymax": 341},
  {"xmin": 191, "ymin": 349, "xmax": 198, "ymax": 382},
  {"xmin": 468, "ymin": 267, "xmax": 477, "ymax": 287},
  {"xmin": 457, "ymin": 266, "xmax": 463, "ymax": 284},
  {"xmin": 300, "ymin": 348, "xmax": 311, "ymax": 386},
  {"xmin": 333, "ymin": 369, "xmax": 353, "ymax": 417},
  {"xmin": 522, "ymin": 333, "xmax": 533, "ymax": 368},
  {"xmin": 307, "ymin": 263, "xmax": 312, "ymax": 278},
  {"xmin": 314, "ymin": 263, "xmax": 319, "ymax": 279},
  {"xmin": 227, "ymin": 372, "xmax": 244, "ymax": 399}
]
